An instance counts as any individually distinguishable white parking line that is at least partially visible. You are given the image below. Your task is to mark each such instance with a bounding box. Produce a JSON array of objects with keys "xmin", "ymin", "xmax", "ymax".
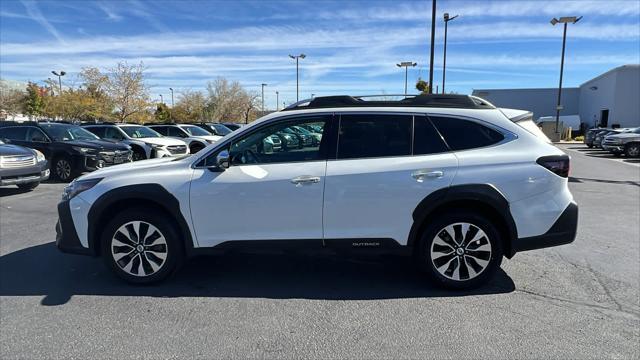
[{"xmin": 559, "ymin": 145, "xmax": 640, "ymax": 168}]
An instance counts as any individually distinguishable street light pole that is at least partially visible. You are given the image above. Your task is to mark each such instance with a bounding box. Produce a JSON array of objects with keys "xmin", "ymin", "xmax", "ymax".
[
  {"xmin": 550, "ymin": 16, "xmax": 582, "ymax": 138},
  {"xmin": 428, "ymin": 0, "xmax": 436, "ymax": 94},
  {"xmin": 442, "ymin": 13, "xmax": 458, "ymax": 94},
  {"xmin": 289, "ymin": 54, "xmax": 306, "ymax": 101},
  {"xmin": 261, "ymin": 83, "xmax": 267, "ymax": 115},
  {"xmin": 169, "ymin": 88, "xmax": 174, "ymax": 107},
  {"xmin": 396, "ymin": 62, "xmax": 417, "ymax": 96},
  {"xmin": 275, "ymin": 91, "xmax": 279, "ymax": 111},
  {"xmin": 51, "ymin": 70, "xmax": 66, "ymax": 94},
  {"xmin": 159, "ymin": 94, "xmax": 164, "ymax": 104}
]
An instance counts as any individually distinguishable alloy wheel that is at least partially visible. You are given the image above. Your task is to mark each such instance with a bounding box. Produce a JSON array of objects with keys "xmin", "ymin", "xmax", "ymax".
[
  {"xmin": 430, "ymin": 222, "xmax": 492, "ymax": 281},
  {"xmin": 56, "ymin": 159, "xmax": 71, "ymax": 180},
  {"xmin": 111, "ymin": 221, "xmax": 168, "ymax": 277},
  {"xmin": 627, "ymin": 144, "xmax": 640, "ymax": 157}
]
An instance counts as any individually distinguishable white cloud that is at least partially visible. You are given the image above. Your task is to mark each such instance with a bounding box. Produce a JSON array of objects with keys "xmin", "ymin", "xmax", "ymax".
[{"xmin": 19, "ymin": 0, "xmax": 65, "ymax": 43}]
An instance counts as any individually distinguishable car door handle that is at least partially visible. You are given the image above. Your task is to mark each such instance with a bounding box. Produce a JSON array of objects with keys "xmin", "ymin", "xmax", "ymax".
[
  {"xmin": 290, "ymin": 175, "xmax": 321, "ymax": 185},
  {"xmin": 412, "ymin": 170, "xmax": 444, "ymax": 181}
]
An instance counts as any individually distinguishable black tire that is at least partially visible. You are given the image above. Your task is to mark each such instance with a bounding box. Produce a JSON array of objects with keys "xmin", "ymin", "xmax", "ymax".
[
  {"xmin": 101, "ymin": 208, "xmax": 184, "ymax": 284},
  {"xmin": 587, "ymin": 144, "xmax": 593, "ymax": 148},
  {"xmin": 132, "ymin": 148, "xmax": 147, "ymax": 161},
  {"xmin": 17, "ymin": 182, "xmax": 39, "ymax": 191},
  {"xmin": 416, "ymin": 211, "xmax": 503, "ymax": 290},
  {"xmin": 625, "ymin": 143, "xmax": 640, "ymax": 158},
  {"xmin": 190, "ymin": 143, "xmax": 205, "ymax": 154},
  {"xmin": 53, "ymin": 157, "xmax": 76, "ymax": 182}
]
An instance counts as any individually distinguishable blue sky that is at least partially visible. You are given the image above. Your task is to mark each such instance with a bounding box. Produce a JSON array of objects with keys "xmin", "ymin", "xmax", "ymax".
[{"xmin": 1, "ymin": 0, "xmax": 639, "ymax": 108}]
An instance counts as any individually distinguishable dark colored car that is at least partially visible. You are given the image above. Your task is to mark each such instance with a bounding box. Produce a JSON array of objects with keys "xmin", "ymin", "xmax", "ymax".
[
  {"xmin": 221, "ymin": 123, "xmax": 243, "ymax": 131},
  {"xmin": 0, "ymin": 122, "xmax": 132, "ymax": 181},
  {"xmin": 192, "ymin": 123, "xmax": 233, "ymax": 136},
  {"xmin": 593, "ymin": 129, "xmax": 620, "ymax": 148},
  {"xmin": 0, "ymin": 139, "xmax": 49, "ymax": 190},
  {"xmin": 584, "ymin": 128, "xmax": 605, "ymax": 148}
]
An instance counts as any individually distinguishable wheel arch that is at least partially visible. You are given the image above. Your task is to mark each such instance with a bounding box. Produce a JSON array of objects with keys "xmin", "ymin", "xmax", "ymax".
[
  {"xmin": 128, "ymin": 142, "xmax": 149, "ymax": 158},
  {"xmin": 87, "ymin": 184, "xmax": 193, "ymax": 256},
  {"xmin": 408, "ymin": 184, "xmax": 518, "ymax": 258}
]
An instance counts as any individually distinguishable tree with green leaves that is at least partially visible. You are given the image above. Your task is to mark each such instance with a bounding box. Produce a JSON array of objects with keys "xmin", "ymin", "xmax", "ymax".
[
  {"xmin": 416, "ymin": 78, "xmax": 430, "ymax": 95},
  {"xmin": 154, "ymin": 102, "xmax": 171, "ymax": 122},
  {"xmin": 23, "ymin": 82, "xmax": 45, "ymax": 118}
]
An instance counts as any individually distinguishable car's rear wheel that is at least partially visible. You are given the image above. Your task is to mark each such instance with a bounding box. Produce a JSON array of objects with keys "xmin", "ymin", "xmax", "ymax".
[
  {"xmin": 54, "ymin": 157, "xmax": 75, "ymax": 182},
  {"xmin": 625, "ymin": 143, "xmax": 640, "ymax": 158},
  {"xmin": 101, "ymin": 209, "xmax": 183, "ymax": 284},
  {"xmin": 417, "ymin": 211, "xmax": 503, "ymax": 289},
  {"xmin": 17, "ymin": 182, "xmax": 39, "ymax": 191}
]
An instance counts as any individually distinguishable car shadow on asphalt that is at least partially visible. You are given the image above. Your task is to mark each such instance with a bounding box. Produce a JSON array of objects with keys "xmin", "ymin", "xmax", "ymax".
[
  {"xmin": 565, "ymin": 146, "xmax": 640, "ymax": 163},
  {"xmin": 0, "ymin": 242, "xmax": 515, "ymax": 306}
]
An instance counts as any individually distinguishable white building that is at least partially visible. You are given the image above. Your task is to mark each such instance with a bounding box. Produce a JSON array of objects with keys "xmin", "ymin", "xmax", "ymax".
[{"xmin": 473, "ymin": 64, "xmax": 640, "ymax": 129}]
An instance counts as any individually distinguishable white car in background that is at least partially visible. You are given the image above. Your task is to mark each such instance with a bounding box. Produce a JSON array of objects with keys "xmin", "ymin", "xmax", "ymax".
[{"xmin": 147, "ymin": 124, "xmax": 222, "ymax": 154}]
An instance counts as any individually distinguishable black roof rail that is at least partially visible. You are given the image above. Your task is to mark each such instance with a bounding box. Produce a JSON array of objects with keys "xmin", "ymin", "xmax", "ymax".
[{"xmin": 282, "ymin": 94, "xmax": 495, "ymax": 111}]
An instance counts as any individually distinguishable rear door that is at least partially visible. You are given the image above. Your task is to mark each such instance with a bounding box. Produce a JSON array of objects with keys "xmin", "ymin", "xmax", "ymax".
[{"xmin": 322, "ymin": 114, "xmax": 458, "ymax": 245}]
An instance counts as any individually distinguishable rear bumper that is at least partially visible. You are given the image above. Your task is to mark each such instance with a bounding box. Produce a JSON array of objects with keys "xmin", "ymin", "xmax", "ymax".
[
  {"xmin": 56, "ymin": 200, "xmax": 95, "ymax": 256},
  {"xmin": 513, "ymin": 202, "xmax": 578, "ymax": 253}
]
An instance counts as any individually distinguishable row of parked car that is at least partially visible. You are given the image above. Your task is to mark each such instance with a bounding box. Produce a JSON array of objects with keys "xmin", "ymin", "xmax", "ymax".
[
  {"xmin": 0, "ymin": 121, "xmax": 245, "ymax": 189},
  {"xmin": 584, "ymin": 127, "xmax": 640, "ymax": 157}
]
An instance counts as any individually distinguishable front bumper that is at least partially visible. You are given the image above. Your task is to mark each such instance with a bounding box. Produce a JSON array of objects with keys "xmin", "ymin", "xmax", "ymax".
[
  {"xmin": 82, "ymin": 151, "xmax": 133, "ymax": 171},
  {"xmin": 513, "ymin": 202, "xmax": 578, "ymax": 253},
  {"xmin": 56, "ymin": 199, "xmax": 95, "ymax": 256},
  {"xmin": 602, "ymin": 144, "xmax": 625, "ymax": 152},
  {"xmin": 0, "ymin": 161, "xmax": 49, "ymax": 186}
]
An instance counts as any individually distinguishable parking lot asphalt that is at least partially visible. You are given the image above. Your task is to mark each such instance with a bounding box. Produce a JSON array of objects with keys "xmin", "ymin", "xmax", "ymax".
[{"xmin": 1, "ymin": 144, "xmax": 638, "ymax": 359}]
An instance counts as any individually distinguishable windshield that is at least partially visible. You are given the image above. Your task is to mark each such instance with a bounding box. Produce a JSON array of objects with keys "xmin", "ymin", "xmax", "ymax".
[
  {"xmin": 40, "ymin": 124, "xmax": 100, "ymax": 141},
  {"xmin": 120, "ymin": 126, "xmax": 162, "ymax": 138},
  {"xmin": 211, "ymin": 124, "xmax": 232, "ymax": 135},
  {"xmin": 181, "ymin": 125, "xmax": 211, "ymax": 136}
]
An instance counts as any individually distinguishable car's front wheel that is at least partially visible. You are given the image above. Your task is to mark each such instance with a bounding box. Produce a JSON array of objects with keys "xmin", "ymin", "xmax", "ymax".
[
  {"xmin": 417, "ymin": 211, "xmax": 503, "ymax": 289},
  {"xmin": 101, "ymin": 208, "xmax": 183, "ymax": 284},
  {"xmin": 54, "ymin": 157, "xmax": 75, "ymax": 181}
]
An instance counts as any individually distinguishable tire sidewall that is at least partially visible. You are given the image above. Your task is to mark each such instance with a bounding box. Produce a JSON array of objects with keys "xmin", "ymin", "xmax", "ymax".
[
  {"xmin": 626, "ymin": 143, "xmax": 640, "ymax": 158},
  {"xmin": 417, "ymin": 212, "xmax": 503, "ymax": 290},
  {"xmin": 54, "ymin": 157, "xmax": 74, "ymax": 181},
  {"xmin": 101, "ymin": 208, "xmax": 183, "ymax": 284}
]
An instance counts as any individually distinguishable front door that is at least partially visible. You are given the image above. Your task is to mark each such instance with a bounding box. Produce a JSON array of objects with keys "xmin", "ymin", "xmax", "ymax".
[{"xmin": 189, "ymin": 115, "xmax": 333, "ymax": 247}]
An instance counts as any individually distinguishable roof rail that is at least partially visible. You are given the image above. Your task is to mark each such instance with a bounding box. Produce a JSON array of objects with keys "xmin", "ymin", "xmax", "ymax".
[{"xmin": 283, "ymin": 94, "xmax": 495, "ymax": 111}]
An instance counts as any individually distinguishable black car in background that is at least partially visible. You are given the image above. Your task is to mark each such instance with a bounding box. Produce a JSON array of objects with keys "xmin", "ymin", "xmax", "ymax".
[
  {"xmin": 0, "ymin": 122, "xmax": 132, "ymax": 181},
  {"xmin": 0, "ymin": 139, "xmax": 49, "ymax": 190},
  {"xmin": 191, "ymin": 123, "xmax": 233, "ymax": 136},
  {"xmin": 221, "ymin": 122, "xmax": 243, "ymax": 131}
]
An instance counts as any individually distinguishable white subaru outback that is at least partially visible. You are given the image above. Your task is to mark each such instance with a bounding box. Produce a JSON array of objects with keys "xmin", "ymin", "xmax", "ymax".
[{"xmin": 56, "ymin": 95, "xmax": 578, "ymax": 289}]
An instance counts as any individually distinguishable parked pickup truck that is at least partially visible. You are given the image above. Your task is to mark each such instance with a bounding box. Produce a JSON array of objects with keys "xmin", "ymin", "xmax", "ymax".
[{"xmin": 602, "ymin": 127, "xmax": 640, "ymax": 157}]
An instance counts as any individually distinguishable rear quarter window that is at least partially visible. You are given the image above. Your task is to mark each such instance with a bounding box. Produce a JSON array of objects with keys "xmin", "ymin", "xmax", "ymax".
[
  {"xmin": 429, "ymin": 116, "xmax": 504, "ymax": 151},
  {"xmin": 0, "ymin": 127, "xmax": 28, "ymax": 141}
]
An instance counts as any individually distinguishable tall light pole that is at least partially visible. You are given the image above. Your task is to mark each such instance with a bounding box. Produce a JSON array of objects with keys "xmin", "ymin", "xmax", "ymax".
[
  {"xmin": 442, "ymin": 13, "xmax": 458, "ymax": 94},
  {"xmin": 396, "ymin": 62, "xmax": 417, "ymax": 96},
  {"xmin": 169, "ymin": 88, "xmax": 174, "ymax": 107},
  {"xmin": 159, "ymin": 94, "xmax": 164, "ymax": 104},
  {"xmin": 51, "ymin": 70, "xmax": 66, "ymax": 94},
  {"xmin": 288, "ymin": 53, "xmax": 306, "ymax": 101},
  {"xmin": 428, "ymin": 0, "xmax": 436, "ymax": 94},
  {"xmin": 275, "ymin": 91, "xmax": 279, "ymax": 110},
  {"xmin": 550, "ymin": 16, "xmax": 582, "ymax": 138},
  {"xmin": 261, "ymin": 83, "xmax": 267, "ymax": 115}
]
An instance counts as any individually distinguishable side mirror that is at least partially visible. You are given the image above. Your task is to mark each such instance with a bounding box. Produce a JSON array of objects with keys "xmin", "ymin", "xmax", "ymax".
[{"xmin": 209, "ymin": 150, "xmax": 230, "ymax": 171}]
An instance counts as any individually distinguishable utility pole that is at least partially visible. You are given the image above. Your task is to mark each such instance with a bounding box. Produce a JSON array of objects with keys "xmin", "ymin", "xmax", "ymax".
[
  {"xmin": 550, "ymin": 16, "xmax": 582, "ymax": 139},
  {"xmin": 442, "ymin": 13, "xmax": 458, "ymax": 94},
  {"xmin": 396, "ymin": 62, "xmax": 417, "ymax": 96},
  {"xmin": 261, "ymin": 83, "xmax": 267, "ymax": 115},
  {"xmin": 275, "ymin": 91, "xmax": 279, "ymax": 110},
  {"xmin": 169, "ymin": 87, "xmax": 174, "ymax": 107},
  {"xmin": 51, "ymin": 70, "xmax": 66, "ymax": 94},
  {"xmin": 288, "ymin": 54, "xmax": 306, "ymax": 101},
  {"xmin": 428, "ymin": 0, "xmax": 436, "ymax": 94}
]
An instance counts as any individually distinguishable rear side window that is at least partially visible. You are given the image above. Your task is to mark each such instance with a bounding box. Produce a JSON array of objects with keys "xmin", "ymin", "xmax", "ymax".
[
  {"xmin": 429, "ymin": 116, "xmax": 504, "ymax": 151},
  {"xmin": 85, "ymin": 127, "xmax": 105, "ymax": 138},
  {"xmin": 151, "ymin": 126, "xmax": 168, "ymax": 135},
  {"xmin": 413, "ymin": 116, "xmax": 449, "ymax": 155},
  {"xmin": 337, "ymin": 114, "xmax": 412, "ymax": 159},
  {"xmin": 0, "ymin": 127, "xmax": 28, "ymax": 141}
]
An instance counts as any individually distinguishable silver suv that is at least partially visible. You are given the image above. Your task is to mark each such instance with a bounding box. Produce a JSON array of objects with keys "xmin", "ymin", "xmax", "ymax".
[{"xmin": 602, "ymin": 127, "xmax": 640, "ymax": 157}]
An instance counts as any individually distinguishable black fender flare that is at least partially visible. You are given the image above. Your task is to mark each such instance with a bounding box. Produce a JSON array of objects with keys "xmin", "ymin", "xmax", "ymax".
[
  {"xmin": 87, "ymin": 184, "xmax": 194, "ymax": 255},
  {"xmin": 407, "ymin": 184, "xmax": 518, "ymax": 257}
]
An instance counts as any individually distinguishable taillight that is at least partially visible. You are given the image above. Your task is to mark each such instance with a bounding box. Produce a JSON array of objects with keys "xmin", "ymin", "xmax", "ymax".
[{"xmin": 537, "ymin": 155, "xmax": 570, "ymax": 178}]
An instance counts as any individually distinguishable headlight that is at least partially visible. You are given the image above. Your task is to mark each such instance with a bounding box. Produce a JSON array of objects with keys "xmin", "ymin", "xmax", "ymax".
[
  {"xmin": 34, "ymin": 150, "xmax": 46, "ymax": 163},
  {"xmin": 147, "ymin": 143, "xmax": 164, "ymax": 150},
  {"xmin": 72, "ymin": 146, "xmax": 93, "ymax": 154},
  {"xmin": 62, "ymin": 178, "xmax": 103, "ymax": 201}
]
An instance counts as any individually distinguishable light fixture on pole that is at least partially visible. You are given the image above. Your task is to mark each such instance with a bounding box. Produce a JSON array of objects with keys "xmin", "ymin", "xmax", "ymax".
[
  {"xmin": 51, "ymin": 70, "xmax": 66, "ymax": 94},
  {"xmin": 159, "ymin": 94, "xmax": 164, "ymax": 104},
  {"xmin": 442, "ymin": 12, "xmax": 458, "ymax": 94},
  {"xmin": 261, "ymin": 83, "xmax": 267, "ymax": 115},
  {"xmin": 396, "ymin": 62, "xmax": 417, "ymax": 96},
  {"xmin": 428, "ymin": 0, "xmax": 436, "ymax": 94},
  {"xmin": 288, "ymin": 53, "xmax": 306, "ymax": 101},
  {"xmin": 550, "ymin": 16, "xmax": 582, "ymax": 138},
  {"xmin": 275, "ymin": 91, "xmax": 279, "ymax": 111}
]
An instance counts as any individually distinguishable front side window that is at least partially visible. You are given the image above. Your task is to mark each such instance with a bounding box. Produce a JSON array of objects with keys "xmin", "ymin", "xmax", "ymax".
[
  {"xmin": 27, "ymin": 128, "xmax": 49, "ymax": 142},
  {"xmin": 429, "ymin": 116, "xmax": 504, "ymax": 151},
  {"xmin": 181, "ymin": 125, "xmax": 211, "ymax": 136},
  {"xmin": 104, "ymin": 127, "xmax": 125, "ymax": 140},
  {"xmin": 337, "ymin": 114, "xmax": 412, "ymax": 159},
  {"xmin": 120, "ymin": 126, "xmax": 161, "ymax": 138},
  {"xmin": 206, "ymin": 116, "xmax": 330, "ymax": 166},
  {"xmin": 85, "ymin": 127, "xmax": 106, "ymax": 138},
  {"xmin": 211, "ymin": 124, "xmax": 232, "ymax": 135}
]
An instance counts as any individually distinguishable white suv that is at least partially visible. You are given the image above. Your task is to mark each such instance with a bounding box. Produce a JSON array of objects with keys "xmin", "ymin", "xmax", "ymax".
[{"xmin": 56, "ymin": 95, "xmax": 578, "ymax": 289}]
